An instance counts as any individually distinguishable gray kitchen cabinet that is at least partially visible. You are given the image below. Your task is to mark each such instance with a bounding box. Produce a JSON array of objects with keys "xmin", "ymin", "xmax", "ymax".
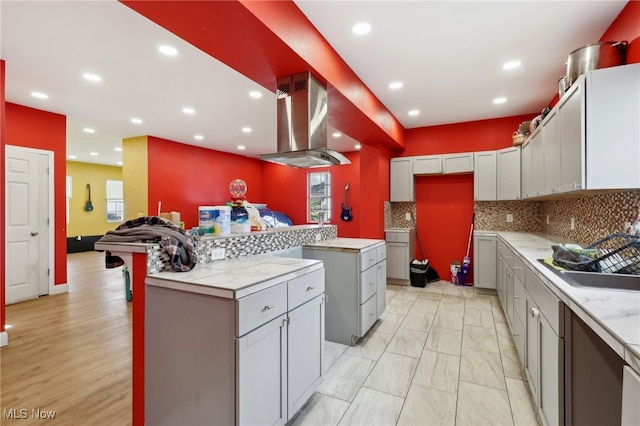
[
  {"xmin": 520, "ymin": 140, "xmax": 532, "ymax": 199},
  {"xmin": 541, "ymin": 108, "xmax": 561, "ymax": 196},
  {"xmin": 390, "ymin": 157, "xmax": 414, "ymax": 202},
  {"xmin": 473, "ymin": 151, "xmax": 497, "ymax": 201},
  {"xmin": 412, "ymin": 155, "xmax": 443, "ymax": 175},
  {"xmin": 557, "ymin": 76, "xmax": 583, "ymax": 194},
  {"xmin": 622, "ymin": 366, "xmax": 640, "ymax": 426},
  {"xmin": 442, "ymin": 152, "xmax": 474, "ymax": 174},
  {"xmin": 376, "ymin": 260, "xmax": 387, "ymax": 316},
  {"xmin": 303, "ymin": 241, "xmax": 386, "ymax": 345},
  {"xmin": 385, "ymin": 229, "xmax": 416, "ymax": 283},
  {"xmin": 531, "ymin": 128, "xmax": 545, "ymax": 198},
  {"xmin": 472, "ymin": 233, "xmax": 496, "ymax": 289},
  {"xmin": 497, "ymin": 146, "xmax": 521, "ymax": 200}
]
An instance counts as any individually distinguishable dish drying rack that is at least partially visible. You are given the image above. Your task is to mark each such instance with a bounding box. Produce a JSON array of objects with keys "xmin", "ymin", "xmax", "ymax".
[{"xmin": 564, "ymin": 233, "xmax": 640, "ymax": 274}]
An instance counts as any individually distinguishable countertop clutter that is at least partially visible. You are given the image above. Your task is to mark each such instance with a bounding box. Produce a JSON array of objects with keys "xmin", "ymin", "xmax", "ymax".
[{"xmin": 477, "ymin": 230, "xmax": 640, "ymax": 372}]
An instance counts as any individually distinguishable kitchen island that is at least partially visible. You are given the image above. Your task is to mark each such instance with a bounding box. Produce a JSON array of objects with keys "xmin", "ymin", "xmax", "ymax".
[{"xmin": 303, "ymin": 238, "xmax": 386, "ymax": 345}]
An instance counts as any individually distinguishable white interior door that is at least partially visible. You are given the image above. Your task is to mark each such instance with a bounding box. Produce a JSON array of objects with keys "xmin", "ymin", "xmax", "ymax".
[{"xmin": 5, "ymin": 146, "xmax": 50, "ymax": 304}]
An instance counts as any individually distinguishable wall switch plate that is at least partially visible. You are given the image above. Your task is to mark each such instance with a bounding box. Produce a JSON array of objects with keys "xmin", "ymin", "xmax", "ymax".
[
  {"xmin": 506, "ymin": 214, "xmax": 513, "ymax": 223},
  {"xmin": 315, "ymin": 233, "xmax": 321, "ymax": 241},
  {"xmin": 405, "ymin": 212, "xmax": 411, "ymax": 221},
  {"xmin": 570, "ymin": 217, "xmax": 575, "ymax": 230},
  {"xmin": 210, "ymin": 248, "xmax": 226, "ymax": 260}
]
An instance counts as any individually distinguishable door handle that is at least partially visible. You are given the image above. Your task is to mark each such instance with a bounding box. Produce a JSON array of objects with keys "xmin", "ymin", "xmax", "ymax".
[{"xmin": 31, "ymin": 232, "xmax": 39, "ymax": 236}]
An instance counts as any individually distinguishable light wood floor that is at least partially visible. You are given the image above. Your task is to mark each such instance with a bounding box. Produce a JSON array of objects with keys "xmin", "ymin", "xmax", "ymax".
[{"xmin": 1, "ymin": 251, "xmax": 132, "ymax": 425}]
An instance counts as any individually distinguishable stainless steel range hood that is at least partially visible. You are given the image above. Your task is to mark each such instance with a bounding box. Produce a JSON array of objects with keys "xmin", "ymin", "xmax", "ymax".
[{"xmin": 260, "ymin": 72, "xmax": 350, "ymax": 168}]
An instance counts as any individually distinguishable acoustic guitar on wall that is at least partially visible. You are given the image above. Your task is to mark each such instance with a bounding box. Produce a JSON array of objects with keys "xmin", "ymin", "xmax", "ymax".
[
  {"xmin": 85, "ymin": 184, "xmax": 94, "ymax": 212},
  {"xmin": 340, "ymin": 182, "xmax": 353, "ymax": 222}
]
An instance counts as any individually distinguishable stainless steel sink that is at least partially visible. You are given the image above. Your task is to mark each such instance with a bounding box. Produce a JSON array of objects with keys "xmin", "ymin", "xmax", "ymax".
[{"xmin": 538, "ymin": 259, "xmax": 640, "ymax": 291}]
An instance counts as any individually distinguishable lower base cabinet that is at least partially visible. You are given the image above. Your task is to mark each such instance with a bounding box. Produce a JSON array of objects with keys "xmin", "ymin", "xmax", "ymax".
[{"xmin": 473, "ymin": 234, "xmax": 497, "ymax": 289}]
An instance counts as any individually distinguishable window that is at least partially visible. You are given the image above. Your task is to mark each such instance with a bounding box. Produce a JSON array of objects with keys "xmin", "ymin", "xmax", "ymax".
[
  {"xmin": 308, "ymin": 172, "xmax": 331, "ymax": 223},
  {"xmin": 106, "ymin": 179, "xmax": 124, "ymax": 222}
]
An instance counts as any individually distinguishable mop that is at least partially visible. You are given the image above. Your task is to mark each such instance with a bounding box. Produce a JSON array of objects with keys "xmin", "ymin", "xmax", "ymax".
[
  {"xmin": 459, "ymin": 213, "xmax": 474, "ymax": 285},
  {"xmin": 410, "ymin": 211, "xmax": 440, "ymax": 283}
]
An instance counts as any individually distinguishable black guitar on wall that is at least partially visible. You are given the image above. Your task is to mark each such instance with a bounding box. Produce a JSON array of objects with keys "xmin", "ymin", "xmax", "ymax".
[
  {"xmin": 341, "ymin": 182, "xmax": 352, "ymax": 222},
  {"xmin": 85, "ymin": 184, "xmax": 94, "ymax": 212}
]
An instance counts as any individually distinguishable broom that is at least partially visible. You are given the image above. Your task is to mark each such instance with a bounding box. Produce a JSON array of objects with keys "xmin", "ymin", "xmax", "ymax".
[
  {"xmin": 410, "ymin": 211, "xmax": 440, "ymax": 283},
  {"xmin": 460, "ymin": 213, "xmax": 474, "ymax": 285}
]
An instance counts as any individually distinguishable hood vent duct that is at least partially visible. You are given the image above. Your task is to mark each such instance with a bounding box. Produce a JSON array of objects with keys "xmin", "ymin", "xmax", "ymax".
[{"xmin": 260, "ymin": 72, "xmax": 350, "ymax": 168}]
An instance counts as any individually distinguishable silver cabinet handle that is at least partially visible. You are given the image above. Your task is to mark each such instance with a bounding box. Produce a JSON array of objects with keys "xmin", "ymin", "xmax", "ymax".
[
  {"xmin": 263, "ymin": 305, "xmax": 275, "ymax": 311},
  {"xmin": 513, "ymin": 295, "xmax": 519, "ymax": 300},
  {"xmin": 31, "ymin": 232, "xmax": 39, "ymax": 236},
  {"xmin": 369, "ymin": 282, "xmax": 375, "ymax": 286},
  {"xmin": 306, "ymin": 286, "xmax": 315, "ymax": 291},
  {"xmin": 530, "ymin": 307, "xmax": 539, "ymax": 318}
]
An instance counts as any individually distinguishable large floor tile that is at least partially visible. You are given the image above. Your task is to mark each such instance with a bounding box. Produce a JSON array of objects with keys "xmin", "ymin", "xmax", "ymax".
[
  {"xmin": 363, "ymin": 352, "xmax": 418, "ymax": 397},
  {"xmin": 441, "ymin": 284, "xmax": 464, "ymax": 296},
  {"xmin": 424, "ymin": 326, "xmax": 462, "ymax": 356},
  {"xmin": 410, "ymin": 297, "xmax": 440, "ymax": 314},
  {"xmin": 325, "ymin": 340, "xmax": 349, "ymax": 373},
  {"xmin": 493, "ymin": 304, "xmax": 508, "ymax": 324},
  {"xmin": 337, "ymin": 387, "xmax": 404, "ymax": 426},
  {"xmin": 346, "ymin": 330, "xmax": 393, "ymax": 361},
  {"xmin": 400, "ymin": 311, "xmax": 434, "ymax": 333},
  {"xmin": 464, "ymin": 307, "xmax": 495, "ymax": 328},
  {"xmin": 495, "ymin": 320, "xmax": 516, "ymax": 346},
  {"xmin": 464, "ymin": 295, "xmax": 493, "ymax": 311},
  {"xmin": 439, "ymin": 295, "xmax": 465, "ymax": 313},
  {"xmin": 393, "ymin": 288, "xmax": 421, "ymax": 302},
  {"xmin": 462, "ymin": 324, "xmax": 500, "ymax": 353},
  {"xmin": 433, "ymin": 310, "xmax": 464, "ymax": 330},
  {"xmin": 506, "ymin": 377, "xmax": 541, "ymax": 426},
  {"xmin": 412, "ymin": 350, "xmax": 460, "ymax": 394},
  {"xmin": 456, "ymin": 381, "xmax": 514, "ymax": 426},
  {"xmin": 500, "ymin": 343, "xmax": 525, "ymax": 380},
  {"xmin": 460, "ymin": 347, "xmax": 507, "ymax": 390},
  {"xmin": 371, "ymin": 311, "xmax": 405, "ymax": 335},
  {"xmin": 396, "ymin": 383, "xmax": 457, "ymax": 426},
  {"xmin": 417, "ymin": 291, "xmax": 442, "ymax": 301},
  {"xmin": 385, "ymin": 297, "xmax": 414, "ymax": 315},
  {"xmin": 317, "ymin": 355, "xmax": 375, "ymax": 402},
  {"xmin": 289, "ymin": 393, "xmax": 350, "ymax": 426},
  {"xmin": 386, "ymin": 328, "xmax": 428, "ymax": 358}
]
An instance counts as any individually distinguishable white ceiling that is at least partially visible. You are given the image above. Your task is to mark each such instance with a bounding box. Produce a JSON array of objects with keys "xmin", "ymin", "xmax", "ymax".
[{"xmin": 1, "ymin": 0, "xmax": 628, "ymax": 166}]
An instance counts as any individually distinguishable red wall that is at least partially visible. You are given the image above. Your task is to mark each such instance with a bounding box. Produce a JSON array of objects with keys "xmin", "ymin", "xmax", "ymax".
[
  {"xmin": 4, "ymin": 103, "xmax": 67, "ymax": 287},
  {"xmin": 146, "ymin": 136, "xmax": 264, "ymax": 229},
  {"xmin": 1, "ymin": 60, "xmax": 6, "ymax": 331}
]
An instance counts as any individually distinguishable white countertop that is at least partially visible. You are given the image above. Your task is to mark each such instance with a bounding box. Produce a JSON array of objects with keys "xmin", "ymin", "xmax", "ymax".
[
  {"xmin": 302, "ymin": 237, "xmax": 385, "ymax": 252},
  {"xmin": 146, "ymin": 256, "xmax": 323, "ymax": 300},
  {"xmin": 479, "ymin": 230, "xmax": 640, "ymax": 372}
]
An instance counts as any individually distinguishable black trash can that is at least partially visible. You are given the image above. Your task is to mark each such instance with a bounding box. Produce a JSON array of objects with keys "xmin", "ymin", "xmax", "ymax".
[{"xmin": 410, "ymin": 260, "xmax": 429, "ymax": 288}]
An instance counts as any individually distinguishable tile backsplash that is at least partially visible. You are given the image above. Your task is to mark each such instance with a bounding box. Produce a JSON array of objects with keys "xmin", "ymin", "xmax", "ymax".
[{"xmin": 388, "ymin": 190, "xmax": 640, "ymax": 246}]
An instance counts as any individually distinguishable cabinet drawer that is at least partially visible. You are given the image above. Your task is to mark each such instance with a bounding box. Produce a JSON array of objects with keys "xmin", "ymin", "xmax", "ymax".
[
  {"xmin": 525, "ymin": 268, "xmax": 562, "ymax": 335},
  {"xmin": 288, "ymin": 269, "xmax": 325, "ymax": 310},
  {"xmin": 359, "ymin": 294, "xmax": 377, "ymax": 336},
  {"xmin": 413, "ymin": 156, "xmax": 442, "ymax": 175},
  {"xmin": 443, "ymin": 152, "xmax": 474, "ymax": 174},
  {"xmin": 497, "ymin": 242, "xmax": 514, "ymax": 268},
  {"xmin": 513, "ymin": 277, "xmax": 526, "ymax": 325},
  {"xmin": 376, "ymin": 245, "xmax": 387, "ymax": 262},
  {"xmin": 513, "ymin": 256, "xmax": 526, "ymax": 283},
  {"xmin": 236, "ymin": 283, "xmax": 287, "ymax": 337},
  {"xmin": 360, "ymin": 266, "xmax": 378, "ymax": 304},
  {"xmin": 386, "ymin": 231, "xmax": 411, "ymax": 243},
  {"xmin": 360, "ymin": 249, "xmax": 378, "ymax": 272}
]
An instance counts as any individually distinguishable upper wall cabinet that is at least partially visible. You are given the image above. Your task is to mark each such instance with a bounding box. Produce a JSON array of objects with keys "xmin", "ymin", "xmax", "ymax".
[
  {"xmin": 390, "ymin": 157, "xmax": 414, "ymax": 202},
  {"xmin": 474, "ymin": 151, "xmax": 497, "ymax": 201},
  {"xmin": 442, "ymin": 152, "xmax": 474, "ymax": 174},
  {"xmin": 412, "ymin": 155, "xmax": 442, "ymax": 175},
  {"xmin": 497, "ymin": 146, "xmax": 521, "ymax": 200}
]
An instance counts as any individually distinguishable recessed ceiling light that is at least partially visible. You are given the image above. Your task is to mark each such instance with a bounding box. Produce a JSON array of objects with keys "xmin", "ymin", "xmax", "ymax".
[
  {"xmin": 237, "ymin": 145, "xmax": 246, "ymax": 150},
  {"xmin": 194, "ymin": 134, "xmax": 204, "ymax": 141},
  {"xmin": 408, "ymin": 109, "xmax": 420, "ymax": 116},
  {"xmin": 493, "ymin": 97, "xmax": 507, "ymax": 104},
  {"xmin": 182, "ymin": 107, "xmax": 195, "ymax": 114},
  {"xmin": 355, "ymin": 144, "xmax": 362, "ymax": 150},
  {"xmin": 83, "ymin": 127, "xmax": 95, "ymax": 134},
  {"xmin": 332, "ymin": 132, "xmax": 342, "ymax": 138},
  {"xmin": 130, "ymin": 117, "xmax": 143, "ymax": 124},
  {"xmin": 249, "ymin": 91, "xmax": 263, "ymax": 99},
  {"xmin": 241, "ymin": 127, "xmax": 252, "ymax": 133},
  {"xmin": 90, "ymin": 152, "xmax": 99, "ymax": 156},
  {"xmin": 82, "ymin": 73, "xmax": 102, "ymax": 82},
  {"xmin": 31, "ymin": 91, "xmax": 48, "ymax": 99},
  {"xmin": 352, "ymin": 22, "xmax": 371, "ymax": 35},
  {"xmin": 114, "ymin": 147, "xmax": 123, "ymax": 152},
  {"xmin": 389, "ymin": 82, "xmax": 403, "ymax": 90},
  {"xmin": 503, "ymin": 60, "xmax": 521, "ymax": 70},
  {"xmin": 69, "ymin": 155, "xmax": 77, "ymax": 159},
  {"xmin": 158, "ymin": 45, "xmax": 178, "ymax": 56},
  {"xmin": 117, "ymin": 161, "xmax": 123, "ymax": 166}
]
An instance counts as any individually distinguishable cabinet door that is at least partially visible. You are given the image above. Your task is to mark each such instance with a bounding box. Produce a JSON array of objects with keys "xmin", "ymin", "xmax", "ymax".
[
  {"xmin": 443, "ymin": 152, "xmax": 474, "ymax": 174},
  {"xmin": 360, "ymin": 265, "xmax": 378, "ymax": 303},
  {"xmin": 376, "ymin": 261, "xmax": 387, "ymax": 316},
  {"xmin": 386, "ymin": 242, "xmax": 409, "ymax": 280},
  {"xmin": 521, "ymin": 141, "xmax": 532, "ymax": 199},
  {"xmin": 413, "ymin": 155, "xmax": 442, "ymax": 175},
  {"xmin": 237, "ymin": 315, "xmax": 287, "ymax": 426},
  {"xmin": 496, "ymin": 254, "xmax": 505, "ymax": 308},
  {"xmin": 505, "ymin": 265, "xmax": 515, "ymax": 324},
  {"xmin": 288, "ymin": 296, "xmax": 324, "ymax": 419},
  {"xmin": 531, "ymin": 129, "xmax": 544, "ymax": 198},
  {"xmin": 558, "ymin": 78, "xmax": 584, "ymax": 193},
  {"xmin": 541, "ymin": 109, "xmax": 561, "ymax": 196},
  {"xmin": 472, "ymin": 235, "xmax": 497, "ymax": 289},
  {"xmin": 390, "ymin": 158, "xmax": 414, "ymax": 202},
  {"xmin": 525, "ymin": 297, "xmax": 540, "ymax": 404},
  {"xmin": 538, "ymin": 314, "xmax": 562, "ymax": 426},
  {"xmin": 497, "ymin": 147, "xmax": 521, "ymax": 200},
  {"xmin": 474, "ymin": 151, "xmax": 497, "ymax": 201},
  {"xmin": 359, "ymin": 295, "xmax": 377, "ymax": 337}
]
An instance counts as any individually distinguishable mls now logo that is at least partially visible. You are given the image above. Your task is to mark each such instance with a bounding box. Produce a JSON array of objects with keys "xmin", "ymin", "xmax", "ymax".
[{"xmin": 3, "ymin": 408, "xmax": 57, "ymax": 419}]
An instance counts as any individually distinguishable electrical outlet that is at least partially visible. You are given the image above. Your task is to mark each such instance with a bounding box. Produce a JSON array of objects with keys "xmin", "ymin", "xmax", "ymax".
[
  {"xmin": 315, "ymin": 233, "xmax": 321, "ymax": 241},
  {"xmin": 570, "ymin": 217, "xmax": 575, "ymax": 230},
  {"xmin": 405, "ymin": 212, "xmax": 411, "ymax": 221},
  {"xmin": 506, "ymin": 214, "xmax": 513, "ymax": 223},
  {"xmin": 210, "ymin": 248, "xmax": 226, "ymax": 260},
  {"xmin": 546, "ymin": 215, "xmax": 550, "ymax": 225}
]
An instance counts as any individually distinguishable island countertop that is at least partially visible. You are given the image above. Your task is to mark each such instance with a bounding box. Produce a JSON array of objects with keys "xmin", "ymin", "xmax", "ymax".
[{"xmin": 302, "ymin": 237, "xmax": 385, "ymax": 252}]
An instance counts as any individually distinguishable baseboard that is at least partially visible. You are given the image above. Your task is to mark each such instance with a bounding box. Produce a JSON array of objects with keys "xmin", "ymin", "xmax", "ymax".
[
  {"xmin": 0, "ymin": 331, "xmax": 8, "ymax": 347},
  {"xmin": 67, "ymin": 235, "xmax": 103, "ymax": 253},
  {"xmin": 50, "ymin": 283, "xmax": 69, "ymax": 295}
]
